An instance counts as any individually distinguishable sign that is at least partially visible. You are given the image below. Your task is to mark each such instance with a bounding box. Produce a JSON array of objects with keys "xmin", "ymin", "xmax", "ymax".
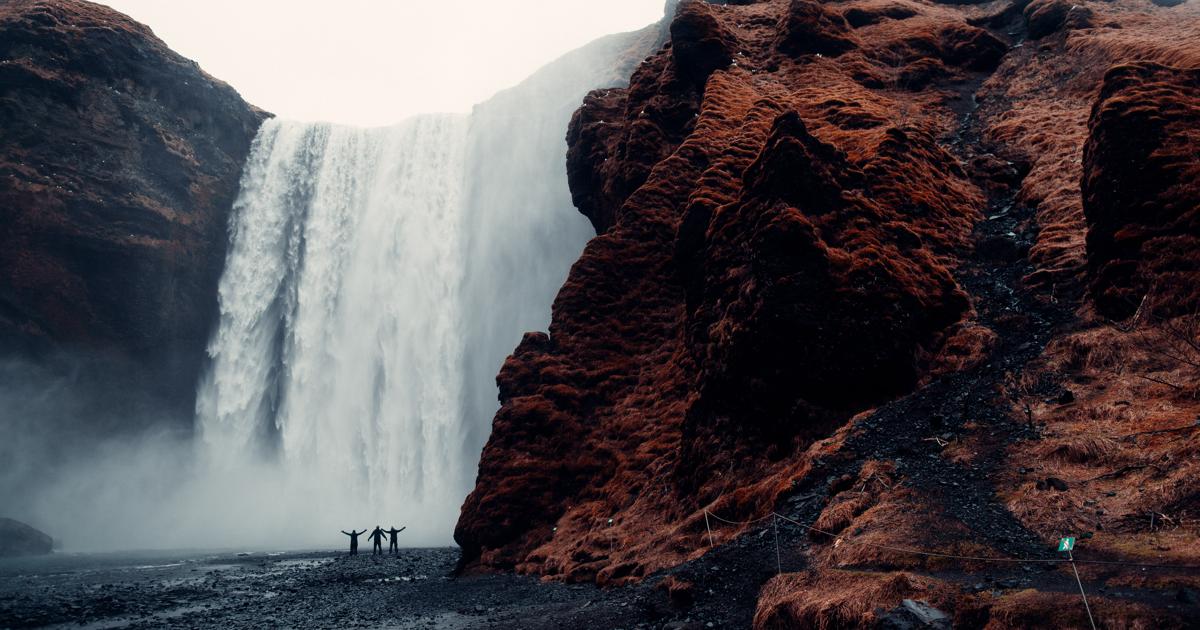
[{"xmin": 1057, "ymin": 537, "xmax": 1076, "ymax": 552}]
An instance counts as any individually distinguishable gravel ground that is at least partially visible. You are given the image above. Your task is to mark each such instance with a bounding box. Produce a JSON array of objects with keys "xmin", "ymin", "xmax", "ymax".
[{"xmin": 0, "ymin": 548, "xmax": 734, "ymax": 629}]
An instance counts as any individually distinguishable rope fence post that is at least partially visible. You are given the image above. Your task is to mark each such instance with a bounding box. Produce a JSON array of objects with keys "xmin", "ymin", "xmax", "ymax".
[
  {"xmin": 772, "ymin": 512, "xmax": 782, "ymax": 575},
  {"xmin": 703, "ymin": 509, "xmax": 714, "ymax": 549},
  {"xmin": 1068, "ymin": 549, "xmax": 1098, "ymax": 630}
]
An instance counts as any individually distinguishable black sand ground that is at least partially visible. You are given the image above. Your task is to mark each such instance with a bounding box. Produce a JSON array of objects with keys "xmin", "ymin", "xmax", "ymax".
[{"xmin": 0, "ymin": 548, "xmax": 727, "ymax": 629}]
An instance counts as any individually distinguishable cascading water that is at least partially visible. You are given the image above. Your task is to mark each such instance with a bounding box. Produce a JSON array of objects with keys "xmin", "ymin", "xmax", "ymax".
[
  {"xmin": 197, "ymin": 116, "xmax": 473, "ymax": 538},
  {"xmin": 194, "ymin": 28, "xmax": 659, "ymax": 546}
]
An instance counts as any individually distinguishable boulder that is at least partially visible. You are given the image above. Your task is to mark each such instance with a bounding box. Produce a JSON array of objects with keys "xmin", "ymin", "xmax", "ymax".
[
  {"xmin": 1024, "ymin": 0, "xmax": 1094, "ymax": 39},
  {"xmin": 0, "ymin": 517, "xmax": 53, "ymax": 557},
  {"xmin": 777, "ymin": 0, "xmax": 859, "ymax": 56}
]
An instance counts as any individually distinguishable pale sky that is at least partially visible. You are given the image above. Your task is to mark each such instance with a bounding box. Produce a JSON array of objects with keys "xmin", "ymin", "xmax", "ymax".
[{"xmin": 101, "ymin": 1, "xmax": 664, "ymax": 126}]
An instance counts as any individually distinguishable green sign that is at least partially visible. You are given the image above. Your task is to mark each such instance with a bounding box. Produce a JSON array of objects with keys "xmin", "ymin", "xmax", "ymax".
[{"xmin": 1057, "ymin": 537, "xmax": 1076, "ymax": 552}]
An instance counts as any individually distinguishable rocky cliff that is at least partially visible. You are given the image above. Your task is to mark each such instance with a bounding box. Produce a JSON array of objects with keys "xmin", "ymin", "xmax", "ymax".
[
  {"xmin": 458, "ymin": 0, "xmax": 1200, "ymax": 626},
  {"xmin": 0, "ymin": 0, "xmax": 267, "ymax": 415},
  {"xmin": 0, "ymin": 517, "xmax": 52, "ymax": 557}
]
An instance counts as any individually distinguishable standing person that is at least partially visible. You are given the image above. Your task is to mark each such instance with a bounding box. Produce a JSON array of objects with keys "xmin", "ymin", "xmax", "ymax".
[
  {"xmin": 386, "ymin": 526, "xmax": 406, "ymax": 554},
  {"xmin": 368, "ymin": 526, "xmax": 386, "ymax": 556},
  {"xmin": 341, "ymin": 529, "xmax": 366, "ymax": 555}
]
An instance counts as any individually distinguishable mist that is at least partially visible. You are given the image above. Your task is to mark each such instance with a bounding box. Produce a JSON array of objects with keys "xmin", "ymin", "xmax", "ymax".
[{"xmin": 0, "ymin": 354, "xmax": 460, "ymax": 552}]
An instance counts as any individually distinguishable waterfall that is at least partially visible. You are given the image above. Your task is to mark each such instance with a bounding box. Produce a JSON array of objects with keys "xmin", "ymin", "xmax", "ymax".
[{"xmin": 195, "ymin": 28, "xmax": 658, "ymax": 546}]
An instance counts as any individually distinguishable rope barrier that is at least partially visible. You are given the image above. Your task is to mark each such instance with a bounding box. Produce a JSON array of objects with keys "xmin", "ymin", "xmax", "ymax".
[
  {"xmin": 703, "ymin": 505, "xmax": 1200, "ymax": 630},
  {"xmin": 771, "ymin": 511, "xmax": 1061, "ymax": 564},
  {"xmin": 703, "ymin": 510, "xmax": 775, "ymax": 526},
  {"xmin": 704, "ymin": 508, "xmax": 1200, "ymax": 570},
  {"xmin": 1068, "ymin": 549, "xmax": 1099, "ymax": 630},
  {"xmin": 772, "ymin": 513, "xmax": 781, "ymax": 575},
  {"xmin": 705, "ymin": 507, "xmax": 1099, "ymax": 627},
  {"xmin": 1059, "ymin": 558, "xmax": 1200, "ymax": 570}
]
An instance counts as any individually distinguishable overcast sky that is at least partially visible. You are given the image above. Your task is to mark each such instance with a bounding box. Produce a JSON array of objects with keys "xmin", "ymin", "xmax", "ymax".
[{"xmin": 101, "ymin": 1, "xmax": 664, "ymax": 126}]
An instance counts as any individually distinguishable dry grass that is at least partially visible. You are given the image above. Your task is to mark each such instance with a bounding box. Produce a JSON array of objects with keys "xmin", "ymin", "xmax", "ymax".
[
  {"xmin": 1006, "ymin": 311, "xmax": 1200, "ymax": 575},
  {"xmin": 808, "ymin": 482, "xmax": 992, "ymax": 573},
  {"xmin": 982, "ymin": 589, "xmax": 1176, "ymax": 630},
  {"xmin": 979, "ymin": 0, "xmax": 1200, "ymax": 291},
  {"xmin": 753, "ymin": 569, "xmax": 957, "ymax": 630},
  {"xmin": 1037, "ymin": 435, "xmax": 1118, "ymax": 465}
]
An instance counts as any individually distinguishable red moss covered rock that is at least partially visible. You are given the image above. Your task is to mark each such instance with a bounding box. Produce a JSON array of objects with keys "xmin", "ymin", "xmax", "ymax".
[
  {"xmin": 1083, "ymin": 62, "xmax": 1200, "ymax": 318},
  {"xmin": 1024, "ymin": 0, "xmax": 1094, "ymax": 39},
  {"xmin": 843, "ymin": 3, "xmax": 919, "ymax": 28},
  {"xmin": 776, "ymin": 0, "xmax": 859, "ymax": 57},
  {"xmin": 460, "ymin": 1, "xmax": 1200, "ymax": 625},
  {"xmin": 671, "ymin": 0, "xmax": 736, "ymax": 84},
  {"xmin": 459, "ymin": 0, "xmax": 986, "ymax": 579},
  {"xmin": 934, "ymin": 22, "xmax": 1007, "ymax": 71},
  {"xmin": 675, "ymin": 113, "xmax": 968, "ymax": 485}
]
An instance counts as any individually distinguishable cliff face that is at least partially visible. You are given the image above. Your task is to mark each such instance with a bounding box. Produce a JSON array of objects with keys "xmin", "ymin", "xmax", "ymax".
[
  {"xmin": 459, "ymin": 0, "xmax": 1200, "ymax": 626},
  {"xmin": 1083, "ymin": 62, "xmax": 1200, "ymax": 319},
  {"xmin": 459, "ymin": 0, "xmax": 992, "ymax": 575},
  {"xmin": 0, "ymin": 0, "xmax": 267, "ymax": 411}
]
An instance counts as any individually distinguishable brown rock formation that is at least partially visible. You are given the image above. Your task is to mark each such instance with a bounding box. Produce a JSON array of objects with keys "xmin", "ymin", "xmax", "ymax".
[
  {"xmin": 459, "ymin": 0, "xmax": 988, "ymax": 579},
  {"xmin": 1023, "ymin": 0, "xmax": 1093, "ymax": 40},
  {"xmin": 459, "ymin": 0, "xmax": 1200, "ymax": 626},
  {"xmin": 0, "ymin": 0, "xmax": 267, "ymax": 410}
]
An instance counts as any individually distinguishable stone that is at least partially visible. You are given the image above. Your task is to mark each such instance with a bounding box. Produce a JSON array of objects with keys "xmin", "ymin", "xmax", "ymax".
[{"xmin": 0, "ymin": 518, "xmax": 53, "ymax": 557}]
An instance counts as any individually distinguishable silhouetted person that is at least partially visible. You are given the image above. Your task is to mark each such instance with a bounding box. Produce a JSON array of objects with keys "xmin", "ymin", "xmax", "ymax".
[
  {"xmin": 368, "ymin": 526, "xmax": 386, "ymax": 556},
  {"xmin": 342, "ymin": 529, "xmax": 366, "ymax": 555},
  {"xmin": 386, "ymin": 526, "xmax": 406, "ymax": 554}
]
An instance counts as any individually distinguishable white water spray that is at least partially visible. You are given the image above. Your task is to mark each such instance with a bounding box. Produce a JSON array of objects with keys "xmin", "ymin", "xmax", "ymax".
[
  {"xmin": 192, "ymin": 29, "xmax": 658, "ymax": 547},
  {"xmin": 197, "ymin": 116, "xmax": 473, "ymax": 540}
]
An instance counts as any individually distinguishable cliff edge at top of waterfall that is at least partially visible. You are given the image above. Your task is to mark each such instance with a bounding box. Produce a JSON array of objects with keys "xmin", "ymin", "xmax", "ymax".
[
  {"xmin": 457, "ymin": 0, "xmax": 1200, "ymax": 626},
  {"xmin": 0, "ymin": 0, "xmax": 269, "ymax": 415}
]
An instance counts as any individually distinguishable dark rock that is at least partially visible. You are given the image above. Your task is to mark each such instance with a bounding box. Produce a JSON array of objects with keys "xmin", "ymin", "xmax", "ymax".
[
  {"xmin": 776, "ymin": 0, "xmax": 859, "ymax": 57},
  {"xmin": 878, "ymin": 599, "xmax": 951, "ymax": 629},
  {"xmin": 0, "ymin": 0, "xmax": 268, "ymax": 415},
  {"xmin": 937, "ymin": 23, "xmax": 1007, "ymax": 71},
  {"xmin": 1046, "ymin": 477, "xmax": 1070, "ymax": 491},
  {"xmin": 898, "ymin": 58, "xmax": 950, "ymax": 91},
  {"xmin": 843, "ymin": 4, "xmax": 917, "ymax": 28},
  {"xmin": 0, "ymin": 517, "xmax": 52, "ymax": 557},
  {"xmin": 976, "ymin": 234, "xmax": 1025, "ymax": 262},
  {"xmin": 671, "ymin": 0, "xmax": 734, "ymax": 84},
  {"xmin": 1025, "ymin": 0, "xmax": 1094, "ymax": 39},
  {"xmin": 1083, "ymin": 63, "xmax": 1200, "ymax": 318},
  {"xmin": 660, "ymin": 576, "xmax": 695, "ymax": 609}
]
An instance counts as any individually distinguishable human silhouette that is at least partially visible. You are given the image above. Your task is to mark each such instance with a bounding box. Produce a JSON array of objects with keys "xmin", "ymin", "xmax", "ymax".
[
  {"xmin": 368, "ymin": 526, "xmax": 386, "ymax": 556},
  {"xmin": 342, "ymin": 529, "xmax": 366, "ymax": 555},
  {"xmin": 386, "ymin": 526, "xmax": 406, "ymax": 554}
]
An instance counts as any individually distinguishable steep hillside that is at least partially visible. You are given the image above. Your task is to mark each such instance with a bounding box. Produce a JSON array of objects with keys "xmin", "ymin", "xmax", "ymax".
[
  {"xmin": 457, "ymin": 0, "xmax": 1200, "ymax": 626},
  {"xmin": 0, "ymin": 0, "xmax": 267, "ymax": 413}
]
